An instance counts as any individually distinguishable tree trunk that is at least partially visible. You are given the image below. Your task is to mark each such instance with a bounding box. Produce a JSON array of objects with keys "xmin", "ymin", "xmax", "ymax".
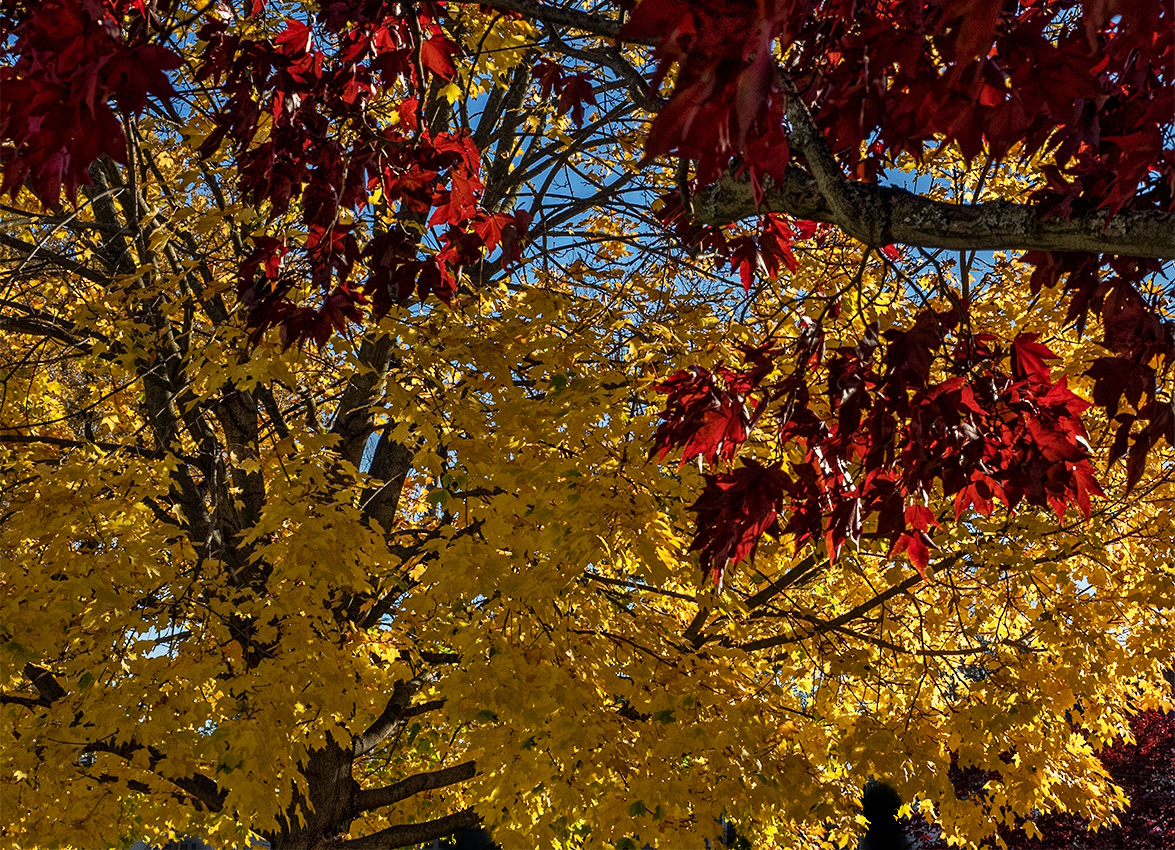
[{"xmin": 266, "ymin": 742, "xmax": 357, "ymax": 850}]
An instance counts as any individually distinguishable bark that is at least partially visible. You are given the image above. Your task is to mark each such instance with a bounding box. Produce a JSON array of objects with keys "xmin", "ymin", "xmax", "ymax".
[
  {"xmin": 352, "ymin": 762, "xmax": 477, "ymax": 815},
  {"xmin": 267, "ymin": 741, "xmax": 358, "ymax": 850}
]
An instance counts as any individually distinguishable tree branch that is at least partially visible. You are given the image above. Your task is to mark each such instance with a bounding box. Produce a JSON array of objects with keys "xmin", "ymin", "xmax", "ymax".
[
  {"xmin": 353, "ymin": 676, "xmax": 438, "ymax": 757},
  {"xmin": 351, "ymin": 761, "xmax": 477, "ymax": 816},
  {"xmin": 476, "ymin": 0, "xmax": 623, "ymax": 39},
  {"xmin": 22, "ymin": 664, "xmax": 66, "ymax": 704},
  {"xmin": 335, "ymin": 807, "xmax": 482, "ymax": 850},
  {"xmin": 743, "ymin": 553, "xmax": 820, "ymax": 611},
  {"xmin": 0, "ymin": 432, "xmax": 169, "ymax": 459},
  {"xmin": 86, "ymin": 740, "xmax": 226, "ymax": 813},
  {"xmin": 694, "ymin": 165, "xmax": 1174, "ymax": 260},
  {"xmin": 0, "ymin": 693, "xmax": 50, "ymax": 709},
  {"xmin": 0, "ymin": 230, "xmax": 110, "ymax": 284},
  {"xmin": 737, "ymin": 555, "xmax": 959, "ymax": 653}
]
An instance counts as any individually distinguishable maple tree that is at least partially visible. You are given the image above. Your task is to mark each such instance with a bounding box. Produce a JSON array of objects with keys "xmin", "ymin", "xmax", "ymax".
[{"xmin": 1, "ymin": 2, "xmax": 1173, "ymax": 850}]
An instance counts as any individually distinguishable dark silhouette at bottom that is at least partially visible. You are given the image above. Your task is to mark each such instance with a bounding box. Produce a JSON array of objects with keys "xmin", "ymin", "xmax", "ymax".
[{"xmin": 861, "ymin": 780, "xmax": 907, "ymax": 850}]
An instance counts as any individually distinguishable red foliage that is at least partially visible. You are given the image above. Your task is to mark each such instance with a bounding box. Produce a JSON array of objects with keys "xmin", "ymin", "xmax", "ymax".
[
  {"xmin": 532, "ymin": 59, "xmax": 598, "ymax": 126},
  {"xmin": 0, "ymin": 0, "xmax": 180, "ymax": 206},
  {"xmin": 653, "ymin": 311, "xmax": 1106, "ymax": 585},
  {"xmin": 193, "ymin": 4, "xmax": 530, "ymax": 345},
  {"xmin": 1, "ymin": 0, "xmax": 531, "ymax": 346},
  {"xmin": 3, "ymin": 0, "xmax": 1171, "ymax": 575},
  {"xmin": 688, "ymin": 460, "xmax": 790, "ymax": 587}
]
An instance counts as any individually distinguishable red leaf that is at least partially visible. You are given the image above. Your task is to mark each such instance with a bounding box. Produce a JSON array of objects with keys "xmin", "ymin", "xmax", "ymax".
[
  {"xmin": 419, "ymin": 34, "xmax": 456, "ymax": 80},
  {"xmin": 889, "ymin": 531, "xmax": 932, "ymax": 578},
  {"xmin": 688, "ymin": 460, "xmax": 788, "ymax": 587},
  {"xmin": 275, "ymin": 19, "xmax": 312, "ymax": 57},
  {"xmin": 557, "ymin": 73, "xmax": 598, "ymax": 126},
  {"xmin": 532, "ymin": 58, "xmax": 565, "ymax": 100},
  {"xmin": 733, "ymin": 29, "xmax": 773, "ymax": 148},
  {"xmin": 651, "ymin": 367, "xmax": 754, "ymax": 467},
  {"xmin": 1010, "ymin": 333, "xmax": 1057, "ymax": 384}
]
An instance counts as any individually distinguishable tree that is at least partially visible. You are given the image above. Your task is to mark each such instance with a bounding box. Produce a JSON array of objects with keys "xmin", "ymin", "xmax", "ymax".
[{"xmin": 1, "ymin": 2, "xmax": 1172, "ymax": 849}]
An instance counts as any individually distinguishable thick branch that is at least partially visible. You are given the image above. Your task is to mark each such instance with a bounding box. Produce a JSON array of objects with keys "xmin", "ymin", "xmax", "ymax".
[
  {"xmin": 0, "ymin": 231, "xmax": 110, "ymax": 284},
  {"xmin": 359, "ymin": 430, "xmax": 414, "ymax": 534},
  {"xmin": 87, "ymin": 740, "xmax": 226, "ymax": 813},
  {"xmin": 0, "ymin": 433, "xmax": 168, "ymax": 459},
  {"xmin": 22, "ymin": 664, "xmax": 66, "ymax": 703},
  {"xmin": 353, "ymin": 675, "xmax": 438, "ymax": 757},
  {"xmin": 335, "ymin": 807, "xmax": 481, "ymax": 850},
  {"xmin": 694, "ymin": 166, "xmax": 1174, "ymax": 260},
  {"xmin": 744, "ymin": 553, "xmax": 820, "ymax": 611},
  {"xmin": 351, "ymin": 761, "xmax": 477, "ymax": 815},
  {"xmin": 737, "ymin": 555, "xmax": 959, "ymax": 653},
  {"xmin": 332, "ymin": 335, "xmax": 396, "ymax": 466},
  {"xmin": 477, "ymin": 0, "xmax": 622, "ymax": 39},
  {"xmin": 0, "ymin": 693, "xmax": 50, "ymax": 708}
]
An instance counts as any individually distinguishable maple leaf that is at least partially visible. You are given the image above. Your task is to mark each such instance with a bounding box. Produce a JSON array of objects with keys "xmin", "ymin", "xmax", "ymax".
[
  {"xmin": 558, "ymin": 73, "xmax": 598, "ymax": 126},
  {"xmin": 1010, "ymin": 333, "xmax": 1058, "ymax": 384},
  {"xmin": 651, "ymin": 366, "xmax": 755, "ymax": 468},
  {"xmin": 688, "ymin": 460, "xmax": 789, "ymax": 586},
  {"xmin": 532, "ymin": 58, "xmax": 565, "ymax": 100},
  {"xmin": 889, "ymin": 530, "xmax": 933, "ymax": 578},
  {"xmin": 0, "ymin": 0, "xmax": 179, "ymax": 206}
]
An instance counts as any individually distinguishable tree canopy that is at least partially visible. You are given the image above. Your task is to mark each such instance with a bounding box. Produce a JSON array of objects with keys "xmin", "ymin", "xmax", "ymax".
[{"xmin": 1, "ymin": 2, "xmax": 1172, "ymax": 849}]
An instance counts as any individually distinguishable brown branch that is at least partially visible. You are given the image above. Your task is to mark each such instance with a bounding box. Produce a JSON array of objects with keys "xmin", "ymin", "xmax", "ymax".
[
  {"xmin": 0, "ymin": 309, "xmax": 94, "ymax": 352},
  {"xmin": 0, "ymin": 693, "xmax": 50, "ymax": 709},
  {"xmin": 694, "ymin": 165, "xmax": 1174, "ymax": 260},
  {"xmin": 354, "ymin": 676, "xmax": 440, "ymax": 757},
  {"xmin": 86, "ymin": 740, "xmax": 226, "ymax": 813},
  {"xmin": 351, "ymin": 761, "xmax": 477, "ymax": 816},
  {"xmin": 475, "ymin": 0, "xmax": 624, "ymax": 39},
  {"xmin": 0, "ymin": 432, "xmax": 168, "ymax": 460},
  {"xmin": 0, "ymin": 231, "xmax": 110, "ymax": 284},
  {"xmin": 334, "ymin": 807, "xmax": 481, "ymax": 850},
  {"xmin": 583, "ymin": 573, "xmax": 697, "ymax": 603},
  {"xmin": 744, "ymin": 553, "xmax": 820, "ymax": 610},
  {"xmin": 681, "ymin": 606, "xmax": 709, "ymax": 648},
  {"xmin": 22, "ymin": 664, "xmax": 66, "ymax": 703},
  {"xmin": 738, "ymin": 555, "xmax": 959, "ymax": 653}
]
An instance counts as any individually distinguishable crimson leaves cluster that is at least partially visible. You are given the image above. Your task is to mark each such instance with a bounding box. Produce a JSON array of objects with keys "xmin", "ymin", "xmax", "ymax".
[
  {"xmin": 623, "ymin": 1, "xmax": 1170, "ymax": 210},
  {"xmin": 198, "ymin": 1, "xmax": 531, "ymax": 345},
  {"xmin": 2, "ymin": 0, "xmax": 537, "ymax": 347},
  {"xmin": 654, "ymin": 313, "xmax": 1105, "ymax": 583},
  {"xmin": 0, "ymin": 0, "xmax": 180, "ymax": 205}
]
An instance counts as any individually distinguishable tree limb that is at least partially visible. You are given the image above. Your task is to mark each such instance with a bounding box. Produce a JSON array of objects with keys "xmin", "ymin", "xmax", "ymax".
[
  {"xmin": 476, "ymin": 0, "xmax": 623, "ymax": 39},
  {"xmin": 737, "ymin": 555, "xmax": 960, "ymax": 653},
  {"xmin": 353, "ymin": 676, "xmax": 437, "ymax": 757},
  {"xmin": 335, "ymin": 807, "xmax": 482, "ymax": 850},
  {"xmin": 22, "ymin": 664, "xmax": 66, "ymax": 703},
  {"xmin": 0, "ymin": 231, "xmax": 111, "ymax": 284},
  {"xmin": 351, "ymin": 761, "xmax": 477, "ymax": 816},
  {"xmin": 743, "ymin": 553, "xmax": 820, "ymax": 611},
  {"xmin": 694, "ymin": 164, "xmax": 1174, "ymax": 260},
  {"xmin": 86, "ymin": 740, "xmax": 226, "ymax": 813},
  {"xmin": 0, "ymin": 432, "xmax": 169, "ymax": 459}
]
